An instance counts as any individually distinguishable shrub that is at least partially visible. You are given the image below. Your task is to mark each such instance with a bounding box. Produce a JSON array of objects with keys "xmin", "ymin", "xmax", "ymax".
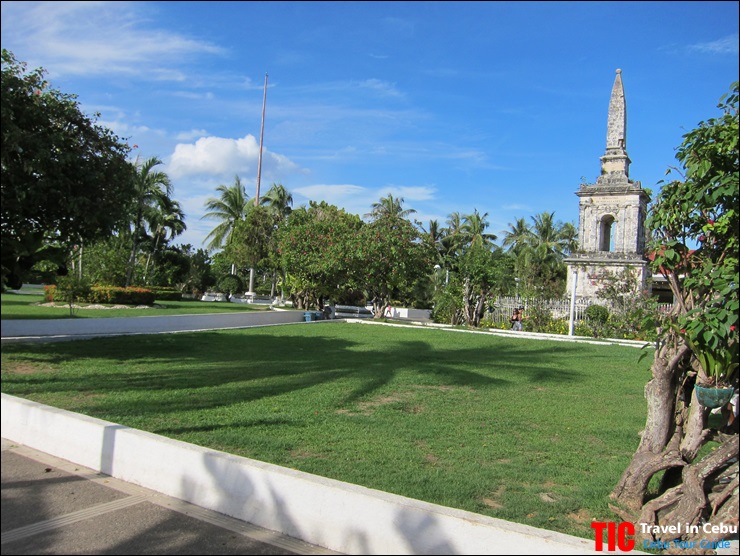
[
  {"xmin": 148, "ymin": 287, "xmax": 183, "ymax": 301},
  {"xmin": 49, "ymin": 276, "xmax": 91, "ymax": 304},
  {"xmin": 216, "ymin": 274, "xmax": 243, "ymax": 296},
  {"xmin": 586, "ymin": 304, "xmax": 610, "ymax": 323},
  {"xmin": 44, "ymin": 284, "xmax": 155, "ymax": 305},
  {"xmin": 89, "ymin": 286, "xmax": 155, "ymax": 305},
  {"xmin": 524, "ymin": 305, "xmax": 553, "ymax": 333}
]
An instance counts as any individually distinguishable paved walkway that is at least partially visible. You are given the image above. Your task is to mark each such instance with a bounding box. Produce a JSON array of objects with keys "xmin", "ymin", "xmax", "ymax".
[{"xmin": 1, "ymin": 438, "xmax": 339, "ymax": 555}]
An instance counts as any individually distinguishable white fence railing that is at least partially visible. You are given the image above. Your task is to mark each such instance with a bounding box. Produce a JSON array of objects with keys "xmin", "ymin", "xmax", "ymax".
[{"xmin": 488, "ymin": 296, "xmax": 673, "ymax": 325}]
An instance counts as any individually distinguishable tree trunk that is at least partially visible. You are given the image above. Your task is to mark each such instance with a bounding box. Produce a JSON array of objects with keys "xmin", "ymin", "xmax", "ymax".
[{"xmin": 610, "ymin": 330, "xmax": 739, "ymax": 548}]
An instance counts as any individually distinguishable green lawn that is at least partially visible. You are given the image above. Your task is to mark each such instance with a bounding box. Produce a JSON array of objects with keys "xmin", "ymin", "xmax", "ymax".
[
  {"xmin": 1, "ymin": 320, "xmax": 655, "ymax": 541},
  {"xmin": 1, "ymin": 291, "xmax": 276, "ymax": 320}
]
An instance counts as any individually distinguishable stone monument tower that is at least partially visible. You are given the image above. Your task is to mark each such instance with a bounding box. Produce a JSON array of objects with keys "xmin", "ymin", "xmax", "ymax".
[{"xmin": 564, "ymin": 69, "xmax": 651, "ymax": 300}]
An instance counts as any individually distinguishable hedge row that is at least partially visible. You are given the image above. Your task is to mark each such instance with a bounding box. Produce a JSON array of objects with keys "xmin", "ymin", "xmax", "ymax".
[
  {"xmin": 146, "ymin": 287, "xmax": 183, "ymax": 301},
  {"xmin": 44, "ymin": 285, "xmax": 156, "ymax": 305}
]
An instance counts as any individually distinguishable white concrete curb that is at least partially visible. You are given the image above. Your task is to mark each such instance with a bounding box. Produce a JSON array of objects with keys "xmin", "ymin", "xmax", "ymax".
[
  {"xmin": 2, "ymin": 393, "xmax": 632, "ymax": 555},
  {"xmin": 345, "ymin": 319, "xmax": 654, "ymax": 349}
]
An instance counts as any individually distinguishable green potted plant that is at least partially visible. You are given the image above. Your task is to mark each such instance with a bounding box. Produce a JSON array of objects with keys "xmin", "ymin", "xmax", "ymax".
[{"xmin": 680, "ymin": 307, "xmax": 738, "ymax": 409}]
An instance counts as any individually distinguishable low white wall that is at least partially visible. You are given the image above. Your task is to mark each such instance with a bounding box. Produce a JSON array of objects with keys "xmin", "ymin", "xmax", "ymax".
[
  {"xmin": 393, "ymin": 308, "xmax": 432, "ymax": 320},
  {"xmin": 2, "ymin": 393, "xmax": 624, "ymax": 555}
]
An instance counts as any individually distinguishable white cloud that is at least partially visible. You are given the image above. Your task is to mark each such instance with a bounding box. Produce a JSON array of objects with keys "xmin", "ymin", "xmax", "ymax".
[
  {"xmin": 168, "ymin": 135, "xmax": 261, "ymax": 178},
  {"xmin": 167, "ymin": 134, "xmax": 302, "ymax": 181},
  {"xmin": 175, "ymin": 129, "xmax": 211, "ymax": 141},
  {"xmin": 0, "ymin": 1, "xmax": 225, "ymax": 79},
  {"xmin": 293, "ymin": 184, "xmax": 367, "ymax": 202},
  {"xmin": 502, "ymin": 204, "xmax": 533, "ymax": 212},
  {"xmin": 378, "ymin": 186, "xmax": 437, "ymax": 201},
  {"xmin": 358, "ymin": 79, "xmax": 404, "ymax": 98},
  {"xmin": 688, "ymin": 34, "xmax": 739, "ymax": 55}
]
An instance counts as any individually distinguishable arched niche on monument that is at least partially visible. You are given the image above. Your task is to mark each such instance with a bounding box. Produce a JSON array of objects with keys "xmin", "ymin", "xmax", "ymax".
[{"xmin": 599, "ymin": 214, "xmax": 615, "ymax": 252}]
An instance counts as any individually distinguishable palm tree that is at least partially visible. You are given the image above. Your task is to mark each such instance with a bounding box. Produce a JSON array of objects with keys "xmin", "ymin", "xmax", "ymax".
[
  {"xmin": 528, "ymin": 211, "xmax": 572, "ymax": 261},
  {"xmin": 440, "ymin": 211, "xmax": 465, "ymax": 260},
  {"xmin": 559, "ymin": 221, "xmax": 579, "ymax": 255},
  {"xmin": 143, "ymin": 197, "xmax": 186, "ymax": 283},
  {"xmin": 260, "ymin": 183, "xmax": 293, "ymax": 221},
  {"xmin": 201, "ymin": 175, "xmax": 252, "ymax": 252},
  {"xmin": 258, "ymin": 183, "xmax": 293, "ymax": 296},
  {"xmin": 365, "ymin": 193, "xmax": 416, "ymax": 221},
  {"xmin": 125, "ymin": 156, "xmax": 173, "ymax": 287},
  {"xmin": 516, "ymin": 211, "xmax": 575, "ymax": 298},
  {"xmin": 460, "ymin": 209, "xmax": 497, "ymax": 249},
  {"xmin": 502, "ymin": 217, "xmax": 532, "ymax": 257}
]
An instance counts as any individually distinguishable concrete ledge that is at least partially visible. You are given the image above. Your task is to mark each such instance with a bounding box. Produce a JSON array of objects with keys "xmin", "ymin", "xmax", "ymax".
[{"xmin": 2, "ymin": 393, "xmax": 622, "ymax": 554}]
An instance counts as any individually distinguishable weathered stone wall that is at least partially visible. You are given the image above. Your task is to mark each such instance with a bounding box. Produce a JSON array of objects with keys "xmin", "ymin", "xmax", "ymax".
[
  {"xmin": 565, "ymin": 255, "xmax": 649, "ymax": 300},
  {"xmin": 576, "ymin": 185, "xmax": 649, "ymax": 254}
]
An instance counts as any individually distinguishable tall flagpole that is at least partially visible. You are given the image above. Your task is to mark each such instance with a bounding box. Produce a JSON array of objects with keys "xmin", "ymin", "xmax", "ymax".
[
  {"xmin": 255, "ymin": 72, "xmax": 268, "ymax": 207},
  {"xmin": 248, "ymin": 72, "xmax": 268, "ymax": 296}
]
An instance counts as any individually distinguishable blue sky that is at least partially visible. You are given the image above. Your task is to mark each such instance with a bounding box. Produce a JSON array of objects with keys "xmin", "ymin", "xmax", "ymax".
[{"xmin": 2, "ymin": 1, "xmax": 738, "ymax": 250}]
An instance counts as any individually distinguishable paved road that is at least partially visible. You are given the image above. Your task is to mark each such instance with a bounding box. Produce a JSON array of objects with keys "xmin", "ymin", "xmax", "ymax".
[
  {"xmin": 1, "ymin": 439, "xmax": 339, "ymax": 555},
  {"xmin": 1, "ymin": 310, "xmax": 307, "ymax": 344}
]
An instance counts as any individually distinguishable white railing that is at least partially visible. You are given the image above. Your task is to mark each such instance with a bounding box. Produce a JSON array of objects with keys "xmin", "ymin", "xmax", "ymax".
[{"xmin": 488, "ymin": 296, "xmax": 673, "ymax": 325}]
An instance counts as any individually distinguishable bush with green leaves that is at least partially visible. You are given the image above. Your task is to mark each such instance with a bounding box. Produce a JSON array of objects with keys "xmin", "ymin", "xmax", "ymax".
[
  {"xmin": 216, "ymin": 274, "xmax": 243, "ymax": 296},
  {"xmin": 586, "ymin": 304, "xmax": 609, "ymax": 323}
]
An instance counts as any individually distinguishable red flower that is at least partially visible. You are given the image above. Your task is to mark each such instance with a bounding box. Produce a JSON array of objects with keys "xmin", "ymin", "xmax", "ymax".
[
  {"xmin": 731, "ymin": 325, "xmax": 737, "ymax": 332},
  {"xmin": 707, "ymin": 219, "xmax": 715, "ymax": 225}
]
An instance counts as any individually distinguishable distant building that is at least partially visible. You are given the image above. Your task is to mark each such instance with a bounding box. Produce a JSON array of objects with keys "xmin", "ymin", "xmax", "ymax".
[{"xmin": 564, "ymin": 69, "xmax": 651, "ymax": 301}]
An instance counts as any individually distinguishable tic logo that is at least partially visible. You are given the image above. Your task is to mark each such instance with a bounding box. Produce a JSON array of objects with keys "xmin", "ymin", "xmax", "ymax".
[{"xmin": 591, "ymin": 522, "xmax": 635, "ymax": 551}]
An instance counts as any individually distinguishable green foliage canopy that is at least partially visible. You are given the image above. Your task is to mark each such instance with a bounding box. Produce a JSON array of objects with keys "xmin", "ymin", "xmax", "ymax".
[
  {"xmin": 1, "ymin": 49, "xmax": 135, "ymax": 289},
  {"xmin": 648, "ymin": 81, "xmax": 739, "ymax": 384},
  {"xmin": 277, "ymin": 201, "xmax": 364, "ymax": 307}
]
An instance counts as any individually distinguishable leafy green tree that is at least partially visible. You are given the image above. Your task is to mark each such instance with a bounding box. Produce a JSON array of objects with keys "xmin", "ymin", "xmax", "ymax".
[
  {"xmin": 610, "ymin": 82, "xmax": 738, "ymax": 544},
  {"xmin": 278, "ymin": 201, "xmax": 364, "ymax": 309},
  {"xmin": 225, "ymin": 205, "xmax": 277, "ymax": 283},
  {"xmin": 78, "ymin": 236, "xmax": 130, "ymax": 286},
  {"xmin": 1, "ymin": 49, "xmax": 135, "ymax": 289},
  {"xmin": 177, "ymin": 244, "xmax": 215, "ymax": 295},
  {"xmin": 360, "ymin": 215, "xmax": 434, "ymax": 317}
]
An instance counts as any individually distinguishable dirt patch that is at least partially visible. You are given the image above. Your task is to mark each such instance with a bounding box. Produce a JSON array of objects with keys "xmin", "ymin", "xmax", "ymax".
[
  {"xmin": 338, "ymin": 392, "xmax": 418, "ymax": 415},
  {"xmin": 567, "ymin": 508, "xmax": 593, "ymax": 524},
  {"xmin": 585, "ymin": 435, "xmax": 607, "ymax": 447},
  {"xmin": 3, "ymin": 362, "xmax": 54, "ymax": 375},
  {"xmin": 289, "ymin": 449, "xmax": 325, "ymax": 460},
  {"xmin": 539, "ymin": 492, "xmax": 558, "ymax": 503},
  {"xmin": 481, "ymin": 497, "xmax": 503, "ymax": 510},
  {"xmin": 481, "ymin": 485, "xmax": 506, "ymax": 510}
]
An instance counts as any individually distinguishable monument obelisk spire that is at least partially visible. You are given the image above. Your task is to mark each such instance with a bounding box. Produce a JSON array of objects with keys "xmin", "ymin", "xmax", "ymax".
[{"xmin": 598, "ymin": 69, "xmax": 631, "ymax": 183}]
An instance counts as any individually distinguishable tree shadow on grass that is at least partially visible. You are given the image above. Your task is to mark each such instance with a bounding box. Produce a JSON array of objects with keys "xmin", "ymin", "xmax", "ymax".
[{"xmin": 2, "ymin": 326, "xmax": 588, "ymax": 423}]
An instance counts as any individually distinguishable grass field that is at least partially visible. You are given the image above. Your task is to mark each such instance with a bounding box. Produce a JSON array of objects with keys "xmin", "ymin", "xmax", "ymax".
[
  {"xmin": 1, "ymin": 291, "xmax": 275, "ymax": 320},
  {"xmin": 0, "ymin": 318, "xmax": 656, "ymax": 541}
]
